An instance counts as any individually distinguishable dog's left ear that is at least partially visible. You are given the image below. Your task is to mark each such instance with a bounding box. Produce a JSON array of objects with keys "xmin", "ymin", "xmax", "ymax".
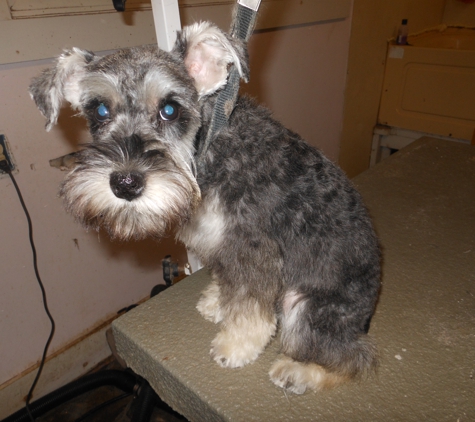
[
  {"xmin": 29, "ymin": 48, "xmax": 96, "ymax": 131},
  {"xmin": 172, "ymin": 22, "xmax": 249, "ymax": 97}
]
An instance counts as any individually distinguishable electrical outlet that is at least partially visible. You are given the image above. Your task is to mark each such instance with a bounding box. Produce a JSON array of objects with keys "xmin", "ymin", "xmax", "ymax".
[{"xmin": 0, "ymin": 134, "xmax": 15, "ymax": 174}]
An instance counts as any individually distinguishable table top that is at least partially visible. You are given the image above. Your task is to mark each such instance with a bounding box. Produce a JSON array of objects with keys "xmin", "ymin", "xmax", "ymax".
[{"xmin": 113, "ymin": 137, "xmax": 475, "ymax": 421}]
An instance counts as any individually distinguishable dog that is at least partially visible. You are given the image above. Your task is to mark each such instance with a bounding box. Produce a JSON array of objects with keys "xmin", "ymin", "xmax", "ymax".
[{"xmin": 29, "ymin": 21, "xmax": 381, "ymax": 394}]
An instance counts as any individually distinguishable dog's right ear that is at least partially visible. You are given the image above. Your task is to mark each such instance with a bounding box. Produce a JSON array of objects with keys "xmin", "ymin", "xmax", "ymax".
[
  {"xmin": 29, "ymin": 48, "xmax": 96, "ymax": 131},
  {"xmin": 172, "ymin": 22, "xmax": 249, "ymax": 98}
]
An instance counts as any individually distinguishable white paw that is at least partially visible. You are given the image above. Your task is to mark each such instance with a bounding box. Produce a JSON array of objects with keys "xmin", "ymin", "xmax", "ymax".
[
  {"xmin": 210, "ymin": 329, "xmax": 265, "ymax": 368},
  {"xmin": 269, "ymin": 357, "xmax": 308, "ymax": 394},
  {"xmin": 196, "ymin": 281, "xmax": 223, "ymax": 323},
  {"xmin": 269, "ymin": 356, "xmax": 346, "ymax": 394},
  {"xmin": 210, "ymin": 312, "xmax": 276, "ymax": 368}
]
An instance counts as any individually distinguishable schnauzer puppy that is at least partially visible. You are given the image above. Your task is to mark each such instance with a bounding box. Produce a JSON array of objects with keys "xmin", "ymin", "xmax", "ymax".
[{"xmin": 30, "ymin": 22, "xmax": 381, "ymax": 394}]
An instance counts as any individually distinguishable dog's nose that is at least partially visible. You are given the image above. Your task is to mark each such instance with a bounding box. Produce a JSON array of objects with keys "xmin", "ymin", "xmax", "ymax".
[{"xmin": 109, "ymin": 171, "xmax": 145, "ymax": 201}]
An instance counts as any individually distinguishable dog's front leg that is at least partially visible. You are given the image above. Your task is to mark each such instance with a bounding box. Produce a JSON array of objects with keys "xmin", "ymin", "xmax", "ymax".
[
  {"xmin": 210, "ymin": 299, "xmax": 276, "ymax": 368},
  {"xmin": 196, "ymin": 279, "xmax": 223, "ymax": 324}
]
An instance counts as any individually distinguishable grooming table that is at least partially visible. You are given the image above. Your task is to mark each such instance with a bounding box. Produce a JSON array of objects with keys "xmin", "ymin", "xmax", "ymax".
[{"xmin": 112, "ymin": 137, "xmax": 475, "ymax": 421}]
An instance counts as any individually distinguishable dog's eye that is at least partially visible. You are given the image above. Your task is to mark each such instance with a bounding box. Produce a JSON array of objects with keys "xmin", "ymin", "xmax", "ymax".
[
  {"xmin": 94, "ymin": 103, "xmax": 110, "ymax": 123},
  {"xmin": 159, "ymin": 103, "xmax": 179, "ymax": 121}
]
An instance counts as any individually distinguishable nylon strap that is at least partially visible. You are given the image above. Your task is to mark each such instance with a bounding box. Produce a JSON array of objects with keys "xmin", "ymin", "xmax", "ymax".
[{"xmin": 197, "ymin": 1, "xmax": 261, "ymax": 160}]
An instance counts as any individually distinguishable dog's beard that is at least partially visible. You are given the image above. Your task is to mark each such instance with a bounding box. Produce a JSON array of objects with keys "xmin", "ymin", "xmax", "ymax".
[{"xmin": 60, "ymin": 144, "xmax": 200, "ymax": 240}]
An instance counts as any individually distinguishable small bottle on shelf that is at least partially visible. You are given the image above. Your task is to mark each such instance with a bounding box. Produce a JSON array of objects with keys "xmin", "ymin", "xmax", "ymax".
[{"xmin": 396, "ymin": 19, "xmax": 408, "ymax": 45}]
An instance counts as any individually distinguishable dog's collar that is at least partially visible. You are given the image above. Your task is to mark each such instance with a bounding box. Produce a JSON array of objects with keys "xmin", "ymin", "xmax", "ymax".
[{"xmin": 196, "ymin": 0, "xmax": 261, "ymax": 162}]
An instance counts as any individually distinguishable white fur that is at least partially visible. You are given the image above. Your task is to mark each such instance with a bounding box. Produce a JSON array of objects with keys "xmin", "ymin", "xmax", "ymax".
[
  {"xmin": 211, "ymin": 302, "xmax": 276, "ymax": 368},
  {"xmin": 196, "ymin": 280, "xmax": 223, "ymax": 323},
  {"xmin": 62, "ymin": 160, "xmax": 198, "ymax": 240},
  {"xmin": 182, "ymin": 22, "xmax": 244, "ymax": 97},
  {"xmin": 177, "ymin": 193, "xmax": 226, "ymax": 260},
  {"xmin": 281, "ymin": 290, "xmax": 307, "ymax": 353},
  {"xmin": 269, "ymin": 356, "xmax": 346, "ymax": 395},
  {"xmin": 59, "ymin": 48, "xmax": 91, "ymax": 107}
]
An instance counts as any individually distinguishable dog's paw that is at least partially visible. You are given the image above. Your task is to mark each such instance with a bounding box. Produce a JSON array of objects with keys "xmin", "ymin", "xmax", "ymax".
[
  {"xmin": 210, "ymin": 330, "xmax": 263, "ymax": 368},
  {"xmin": 269, "ymin": 357, "xmax": 308, "ymax": 394},
  {"xmin": 269, "ymin": 356, "xmax": 347, "ymax": 394},
  {"xmin": 196, "ymin": 282, "xmax": 223, "ymax": 323},
  {"xmin": 210, "ymin": 313, "xmax": 276, "ymax": 368}
]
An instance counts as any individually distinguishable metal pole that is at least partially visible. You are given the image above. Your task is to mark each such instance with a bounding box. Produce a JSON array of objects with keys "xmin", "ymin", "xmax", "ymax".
[{"xmin": 150, "ymin": 0, "xmax": 182, "ymax": 51}]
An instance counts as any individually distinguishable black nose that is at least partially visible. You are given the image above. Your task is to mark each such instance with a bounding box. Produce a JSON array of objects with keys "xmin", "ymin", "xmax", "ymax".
[{"xmin": 110, "ymin": 171, "xmax": 145, "ymax": 201}]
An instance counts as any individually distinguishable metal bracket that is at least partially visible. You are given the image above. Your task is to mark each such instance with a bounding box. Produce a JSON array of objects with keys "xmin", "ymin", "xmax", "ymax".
[
  {"xmin": 112, "ymin": 0, "xmax": 126, "ymax": 12},
  {"xmin": 238, "ymin": 0, "xmax": 262, "ymax": 11}
]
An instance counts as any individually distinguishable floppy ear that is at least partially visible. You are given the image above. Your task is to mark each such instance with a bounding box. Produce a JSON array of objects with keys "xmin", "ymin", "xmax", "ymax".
[
  {"xmin": 29, "ymin": 48, "xmax": 96, "ymax": 131},
  {"xmin": 172, "ymin": 22, "xmax": 249, "ymax": 97}
]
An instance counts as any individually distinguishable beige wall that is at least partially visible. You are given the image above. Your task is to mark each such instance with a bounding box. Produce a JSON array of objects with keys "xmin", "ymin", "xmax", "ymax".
[
  {"xmin": 244, "ymin": 19, "xmax": 352, "ymax": 161},
  {"xmin": 339, "ymin": 0, "xmax": 446, "ymax": 177},
  {"xmin": 0, "ymin": 4, "xmax": 352, "ymax": 414},
  {"xmin": 444, "ymin": 0, "xmax": 475, "ymax": 26}
]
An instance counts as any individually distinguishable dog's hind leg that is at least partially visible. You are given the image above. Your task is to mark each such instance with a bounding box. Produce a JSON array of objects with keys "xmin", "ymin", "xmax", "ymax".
[{"xmin": 270, "ymin": 289, "xmax": 377, "ymax": 394}]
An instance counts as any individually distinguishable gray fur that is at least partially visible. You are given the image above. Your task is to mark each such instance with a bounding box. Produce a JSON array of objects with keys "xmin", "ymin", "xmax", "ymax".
[{"xmin": 30, "ymin": 21, "xmax": 381, "ymax": 394}]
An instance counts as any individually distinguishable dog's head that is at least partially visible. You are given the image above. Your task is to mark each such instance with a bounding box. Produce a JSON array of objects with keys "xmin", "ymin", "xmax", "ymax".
[{"xmin": 29, "ymin": 22, "xmax": 248, "ymax": 240}]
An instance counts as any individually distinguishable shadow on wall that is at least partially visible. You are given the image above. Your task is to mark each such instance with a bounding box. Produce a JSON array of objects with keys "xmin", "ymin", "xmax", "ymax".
[
  {"xmin": 56, "ymin": 107, "xmax": 90, "ymax": 150},
  {"xmin": 101, "ymin": 230, "xmax": 187, "ymax": 270}
]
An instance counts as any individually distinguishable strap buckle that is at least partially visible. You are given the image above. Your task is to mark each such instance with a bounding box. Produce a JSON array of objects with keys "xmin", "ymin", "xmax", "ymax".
[{"xmin": 238, "ymin": 0, "xmax": 262, "ymax": 12}]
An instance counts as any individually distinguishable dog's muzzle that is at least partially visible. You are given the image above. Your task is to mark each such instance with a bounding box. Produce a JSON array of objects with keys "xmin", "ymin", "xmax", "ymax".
[{"xmin": 109, "ymin": 171, "xmax": 145, "ymax": 201}]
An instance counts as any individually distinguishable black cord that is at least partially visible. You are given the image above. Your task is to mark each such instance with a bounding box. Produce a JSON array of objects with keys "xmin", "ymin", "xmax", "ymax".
[{"xmin": 2, "ymin": 164, "xmax": 56, "ymax": 421}]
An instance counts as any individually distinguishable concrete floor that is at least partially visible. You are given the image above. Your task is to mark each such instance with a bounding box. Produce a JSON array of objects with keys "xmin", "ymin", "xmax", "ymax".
[{"xmin": 113, "ymin": 138, "xmax": 475, "ymax": 421}]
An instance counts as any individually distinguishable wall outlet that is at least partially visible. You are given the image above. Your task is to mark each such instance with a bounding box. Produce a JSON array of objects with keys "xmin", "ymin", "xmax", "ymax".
[{"xmin": 0, "ymin": 134, "xmax": 15, "ymax": 174}]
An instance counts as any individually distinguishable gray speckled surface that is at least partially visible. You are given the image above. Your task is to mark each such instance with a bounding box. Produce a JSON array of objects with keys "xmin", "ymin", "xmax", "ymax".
[{"xmin": 113, "ymin": 138, "xmax": 475, "ymax": 421}]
